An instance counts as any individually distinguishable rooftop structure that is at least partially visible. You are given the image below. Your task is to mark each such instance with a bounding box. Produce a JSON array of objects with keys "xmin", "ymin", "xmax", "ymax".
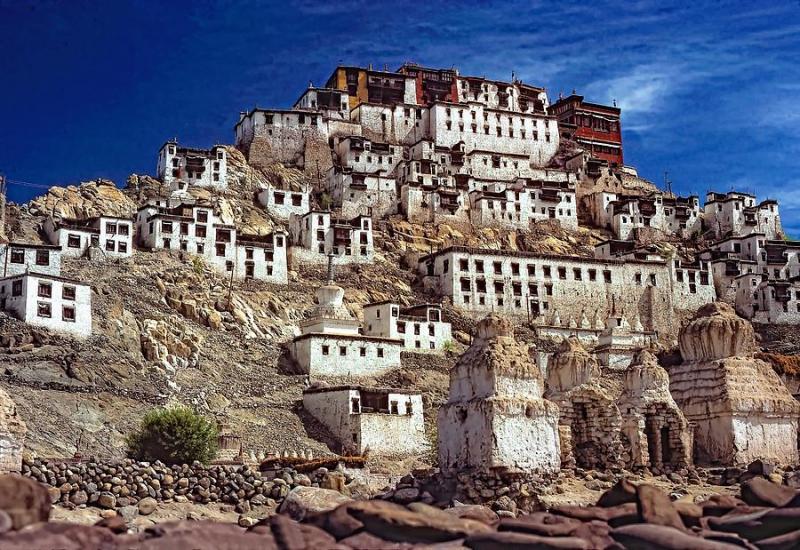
[
  {"xmin": 157, "ymin": 140, "xmax": 228, "ymax": 188},
  {"xmin": 549, "ymin": 94, "xmax": 623, "ymax": 166}
]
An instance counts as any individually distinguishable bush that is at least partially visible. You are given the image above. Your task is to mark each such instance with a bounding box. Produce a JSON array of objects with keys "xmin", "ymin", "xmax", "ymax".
[{"xmin": 126, "ymin": 406, "xmax": 218, "ymax": 465}]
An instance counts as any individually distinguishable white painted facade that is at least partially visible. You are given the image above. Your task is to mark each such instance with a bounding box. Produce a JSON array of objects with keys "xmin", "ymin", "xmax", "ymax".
[
  {"xmin": 703, "ymin": 191, "xmax": 782, "ymax": 239},
  {"xmin": 288, "ymin": 282, "xmax": 404, "ymax": 377},
  {"xmin": 135, "ymin": 203, "xmax": 288, "ymax": 283},
  {"xmin": 256, "ymin": 183, "xmax": 310, "ymax": 221},
  {"xmin": 0, "ymin": 243, "xmax": 61, "ymax": 278},
  {"xmin": 157, "ymin": 141, "xmax": 227, "ymax": 188},
  {"xmin": 362, "ymin": 302, "xmax": 452, "ymax": 352},
  {"xmin": 293, "ymin": 87, "xmax": 351, "ymax": 120},
  {"xmin": 327, "ymin": 169, "xmax": 397, "ymax": 219},
  {"xmin": 302, "ymin": 386, "xmax": 426, "ymax": 456},
  {"xmin": 288, "ymin": 211, "xmax": 374, "ymax": 265},
  {"xmin": 0, "ymin": 273, "xmax": 91, "ymax": 337},
  {"xmin": 42, "ymin": 215, "xmax": 133, "ymax": 258}
]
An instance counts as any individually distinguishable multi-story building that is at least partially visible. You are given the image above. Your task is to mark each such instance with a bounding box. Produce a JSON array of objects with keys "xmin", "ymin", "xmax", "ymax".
[
  {"xmin": 589, "ymin": 191, "xmax": 701, "ymax": 240},
  {"xmin": 288, "ymin": 211, "xmax": 374, "ymax": 265},
  {"xmin": 468, "ymin": 178, "xmax": 578, "ymax": 231},
  {"xmin": 703, "ymin": 191, "xmax": 782, "ymax": 239},
  {"xmin": 397, "ymin": 63, "xmax": 458, "ymax": 105},
  {"xmin": 288, "ymin": 281, "xmax": 403, "ymax": 377},
  {"xmin": 292, "ymin": 86, "xmax": 351, "ymax": 119},
  {"xmin": 362, "ymin": 301, "xmax": 452, "ymax": 352},
  {"xmin": 549, "ymin": 94, "xmax": 623, "ymax": 166},
  {"xmin": 42, "ymin": 215, "xmax": 134, "ymax": 258},
  {"xmin": 418, "ymin": 246, "xmax": 715, "ymax": 339},
  {"xmin": 0, "ymin": 272, "xmax": 91, "ymax": 337},
  {"xmin": 157, "ymin": 140, "xmax": 228, "ymax": 188},
  {"xmin": 302, "ymin": 385, "xmax": 426, "ymax": 455},
  {"xmin": 0, "ymin": 243, "xmax": 61, "ymax": 278},
  {"xmin": 325, "ymin": 65, "xmax": 417, "ymax": 110},
  {"xmin": 135, "ymin": 202, "xmax": 288, "ymax": 283}
]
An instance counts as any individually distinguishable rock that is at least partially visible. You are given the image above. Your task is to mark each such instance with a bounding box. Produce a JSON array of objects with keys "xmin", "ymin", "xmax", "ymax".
[
  {"xmin": 740, "ymin": 477, "xmax": 797, "ymax": 507},
  {"xmin": 636, "ymin": 484, "xmax": 685, "ymax": 530},
  {"xmin": 597, "ymin": 478, "xmax": 638, "ymax": 507},
  {"xmin": 320, "ymin": 472, "xmax": 348, "ymax": 494},
  {"xmin": 492, "ymin": 496, "xmax": 517, "ymax": 515},
  {"xmin": 69, "ymin": 491, "xmax": 88, "ymax": 506},
  {"xmin": 0, "ymin": 510, "xmax": 12, "ymax": 535},
  {"xmin": 137, "ymin": 497, "xmax": 157, "ymax": 516},
  {"xmin": 347, "ymin": 500, "xmax": 492, "ymax": 543},
  {"xmin": 612, "ymin": 523, "xmax": 740, "ymax": 549},
  {"xmin": 392, "ymin": 487, "xmax": 420, "ymax": 504},
  {"xmin": 97, "ymin": 492, "xmax": 116, "ymax": 510},
  {"xmin": 278, "ymin": 486, "xmax": 352, "ymax": 521},
  {"xmin": 747, "ymin": 459, "xmax": 776, "ymax": 477},
  {"xmin": 443, "ymin": 505, "xmax": 499, "ymax": 525},
  {"xmin": 47, "ymin": 487, "xmax": 61, "ymax": 504},
  {"xmin": 465, "ymin": 530, "xmax": 591, "ymax": 549},
  {"xmin": 0, "ymin": 474, "xmax": 51, "ymax": 530},
  {"xmin": 237, "ymin": 515, "xmax": 258, "ymax": 528}
]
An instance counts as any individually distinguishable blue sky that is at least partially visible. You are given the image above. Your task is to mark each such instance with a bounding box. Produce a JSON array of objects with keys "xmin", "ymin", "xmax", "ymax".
[{"xmin": 1, "ymin": 0, "xmax": 799, "ymax": 236}]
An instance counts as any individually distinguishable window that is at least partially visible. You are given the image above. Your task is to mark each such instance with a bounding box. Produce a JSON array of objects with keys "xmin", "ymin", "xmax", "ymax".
[
  {"xmin": 162, "ymin": 221, "xmax": 173, "ymax": 233},
  {"xmin": 558, "ymin": 267, "xmax": 567, "ymax": 280},
  {"xmin": 63, "ymin": 306, "xmax": 76, "ymax": 322},
  {"xmin": 493, "ymin": 261, "xmax": 502, "ymax": 274},
  {"xmin": 162, "ymin": 238, "xmax": 171, "ymax": 248},
  {"xmin": 543, "ymin": 265, "xmax": 551, "ymax": 278},
  {"xmin": 511, "ymin": 263, "xmax": 519, "ymax": 276},
  {"xmin": 196, "ymin": 243, "xmax": 204, "ymax": 255},
  {"xmin": 635, "ymin": 273, "xmax": 643, "ymax": 286},
  {"xmin": 37, "ymin": 302, "xmax": 52, "ymax": 318},
  {"xmin": 494, "ymin": 281, "xmax": 504, "ymax": 293},
  {"xmin": 475, "ymin": 260, "xmax": 484, "ymax": 272},
  {"xmin": 428, "ymin": 325, "xmax": 435, "ymax": 336},
  {"xmin": 62, "ymin": 285, "xmax": 76, "ymax": 301},
  {"xmin": 225, "ymin": 261, "xmax": 233, "ymax": 272},
  {"xmin": 459, "ymin": 259, "xmax": 468, "ymax": 272},
  {"xmin": 339, "ymin": 346, "xmax": 347, "ymax": 356},
  {"xmin": 603, "ymin": 270, "xmax": 612, "ymax": 283},
  {"xmin": 414, "ymin": 324, "xmax": 421, "ymax": 335},
  {"xmin": 360, "ymin": 347, "xmax": 366, "ymax": 357},
  {"xmin": 196, "ymin": 210, "xmax": 208, "ymax": 223},
  {"xmin": 588, "ymin": 269, "xmax": 597, "ymax": 281},
  {"xmin": 545, "ymin": 284, "xmax": 553, "ymax": 296},
  {"xmin": 105, "ymin": 240, "xmax": 115, "ymax": 252},
  {"xmin": 195, "ymin": 225, "xmax": 207, "ymax": 238},
  {"xmin": 377, "ymin": 348, "xmax": 384, "ymax": 358},
  {"xmin": 12, "ymin": 280, "xmax": 22, "ymax": 296},
  {"xmin": 527, "ymin": 264, "xmax": 536, "ymax": 276},
  {"xmin": 180, "ymin": 222, "xmax": 189, "ymax": 236},
  {"xmin": 106, "ymin": 222, "xmax": 117, "ymax": 234},
  {"xmin": 38, "ymin": 282, "xmax": 52, "ymax": 298},
  {"xmin": 36, "ymin": 250, "xmax": 49, "ymax": 266},
  {"xmin": 322, "ymin": 345, "xmax": 329, "ymax": 355},
  {"xmin": 118, "ymin": 242, "xmax": 128, "ymax": 254},
  {"xmin": 649, "ymin": 273, "xmax": 657, "ymax": 286},
  {"xmin": 573, "ymin": 268, "xmax": 582, "ymax": 280},
  {"xmin": 67, "ymin": 234, "xmax": 81, "ymax": 248},
  {"xmin": 397, "ymin": 321, "xmax": 406, "ymax": 334},
  {"xmin": 460, "ymin": 278, "xmax": 470, "ymax": 291},
  {"xmin": 215, "ymin": 243, "xmax": 226, "ymax": 257}
]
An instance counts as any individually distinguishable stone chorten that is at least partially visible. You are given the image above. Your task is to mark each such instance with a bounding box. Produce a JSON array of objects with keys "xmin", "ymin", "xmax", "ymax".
[
  {"xmin": 669, "ymin": 302, "xmax": 800, "ymax": 465},
  {"xmin": 545, "ymin": 337, "xmax": 623, "ymax": 470},
  {"xmin": 0, "ymin": 387, "xmax": 26, "ymax": 473},
  {"xmin": 619, "ymin": 350, "xmax": 692, "ymax": 471},
  {"xmin": 438, "ymin": 315, "xmax": 561, "ymax": 473}
]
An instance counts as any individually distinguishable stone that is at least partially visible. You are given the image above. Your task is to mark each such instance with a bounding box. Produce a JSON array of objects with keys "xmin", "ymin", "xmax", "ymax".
[
  {"xmin": 392, "ymin": 487, "xmax": 419, "ymax": 504},
  {"xmin": 69, "ymin": 491, "xmax": 88, "ymax": 506},
  {"xmin": 0, "ymin": 474, "xmax": 51, "ymax": 530},
  {"xmin": 320, "ymin": 472, "xmax": 347, "ymax": 494},
  {"xmin": 492, "ymin": 496, "xmax": 517, "ymax": 514},
  {"xmin": 465, "ymin": 530, "xmax": 591, "ymax": 549},
  {"xmin": 443, "ymin": 504, "xmax": 499, "ymax": 525},
  {"xmin": 740, "ymin": 477, "xmax": 797, "ymax": 507},
  {"xmin": 636, "ymin": 484, "xmax": 685, "ymax": 530},
  {"xmin": 137, "ymin": 497, "xmax": 157, "ymax": 516},
  {"xmin": 612, "ymin": 524, "xmax": 740, "ymax": 549},
  {"xmin": 47, "ymin": 487, "xmax": 61, "ymax": 504},
  {"xmin": 597, "ymin": 478, "xmax": 638, "ymax": 507},
  {"xmin": 278, "ymin": 486, "xmax": 352, "ymax": 521},
  {"xmin": 237, "ymin": 515, "xmax": 258, "ymax": 528},
  {"xmin": 97, "ymin": 492, "xmax": 116, "ymax": 510},
  {"xmin": 347, "ymin": 500, "xmax": 492, "ymax": 543},
  {"xmin": 95, "ymin": 515, "xmax": 127, "ymax": 534}
]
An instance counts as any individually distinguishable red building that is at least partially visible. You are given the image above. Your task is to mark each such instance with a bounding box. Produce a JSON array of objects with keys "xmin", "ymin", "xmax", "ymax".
[
  {"xmin": 549, "ymin": 95, "xmax": 623, "ymax": 166},
  {"xmin": 397, "ymin": 63, "xmax": 458, "ymax": 105}
]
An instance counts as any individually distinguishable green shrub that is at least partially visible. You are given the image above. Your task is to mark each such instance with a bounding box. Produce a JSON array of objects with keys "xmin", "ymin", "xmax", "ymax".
[{"xmin": 126, "ymin": 406, "xmax": 218, "ymax": 465}]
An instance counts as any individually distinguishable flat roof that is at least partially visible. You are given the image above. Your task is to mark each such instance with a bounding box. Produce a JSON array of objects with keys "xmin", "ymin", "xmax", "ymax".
[
  {"xmin": 0, "ymin": 271, "xmax": 88, "ymax": 286},
  {"xmin": 303, "ymin": 384, "xmax": 420, "ymax": 396},
  {"xmin": 291, "ymin": 332, "xmax": 404, "ymax": 345},
  {"xmin": 419, "ymin": 245, "xmax": 670, "ymax": 268},
  {"xmin": 3, "ymin": 242, "xmax": 61, "ymax": 251}
]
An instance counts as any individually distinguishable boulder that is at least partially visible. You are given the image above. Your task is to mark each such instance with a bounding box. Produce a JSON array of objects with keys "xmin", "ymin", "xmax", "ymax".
[
  {"xmin": 597, "ymin": 478, "xmax": 638, "ymax": 508},
  {"xmin": 464, "ymin": 530, "xmax": 591, "ymax": 549},
  {"xmin": 636, "ymin": 484, "xmax": 685, "ymax": 530},
  {"xmin": 740, "ymin": 477, "xmax": 797, "ymax": 507},
  {"xmin": 137, "ymin": 497, "xmax": 157, "ymax": 516},
  {"xmin": 278, "ymin": 486, "xmax": 352, "ymax": 522},
  {"xmin": 0, "ymin": 474, "xmax": 51, "ymax": 530},
  {"xmin": 612, "ymin": 523, "xmax": 742, "ymax": 549}
]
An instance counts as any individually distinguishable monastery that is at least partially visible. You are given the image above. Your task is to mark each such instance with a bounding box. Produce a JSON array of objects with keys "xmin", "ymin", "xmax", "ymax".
[{"xmin": 1, "ymin": 61, "xmax": 798, "ymax": 474}]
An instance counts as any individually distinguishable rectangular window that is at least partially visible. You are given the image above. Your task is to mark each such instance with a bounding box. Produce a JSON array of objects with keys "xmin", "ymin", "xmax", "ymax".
[
  {"xmin": 38, "ymin": 282, "xmax": 52, "ymax": 298},
  {"xmin": 37, "ymin": 302, "xmax": 52, "ymax": 318},
  {"xmin": 527, "ymin": 264, "xmax": 536, "ymax": 276},
  {"xmin": 195, "ymin": 225, "xmax": 207, "ymax": 238},
  {"xmin": 106, "ymin": 222, "xmax": 117, "ymax": 235},
  {"xmin": 196, "ymin": 243, "xmax": 204, "ymax": 255},
  {"xmin": 67, "ymin": 234, "xmax": 81, "ymax": 248},
  {"xmin": 36, "ymin": 250, "xmax": 49, "ymax": 266},
  {"xmin": 339, "ymin": 346, "xmax": 347, "ymax": 356},
  {"xmin": 543, "ymin": 265, "xmax": 551, "ymax": 278},
  {"xmin": 11, "ymin": 280, "xmax": 22, "ymax": 296},
  {"xmin": 322, "ymin": 345, "xmax": 329, "ymax": 355},
  {"xmin": 360, "ymin": 347, "xmax": 366, "ymax": 357},
  {"xmin": 162, "ymin": 221, "xmax": 173, "ymax": 233},
  {"xmin": 62, "ymin": 285, "xmax": 76, "ymax": 301},
  {"xmin": 180, "ymin": 222, "xmax": 189, "ymax": 235},
  {"xmin": 493, "ymin": 261, "xmax": 502, "ymax": 274},
  {"xmin": 603, "ymin": 270, "xmax": 612, "ymax": 283},
  {"xmin": 215, "ymin": 243, "xmax": 226, "ymax": 257},
  {"xmin": 459, "ymin": 259, "xmax": 468, "ymax": 272},
  {"xmin": 588, "ymin": 269, "xmax": 597, "ymax": 281},
  {"xmin": 558, "ymin": 267, "xmax": 567, "ymax": 280},
  {"xmin": 377, "ymin": 348, "xmax": 384, "ymax": 358},
  {"xmin": 105, "ymin": 240, "xmax": 115, "ymax": 252},
  {"xmin": 118, "ymin": 224, "xmax": 129, "ymax": 236},
  {"xmin": 62, "ymin": 306, "xmax": 76, "ymax": 322},
  {"xmin": 118, "ymin": 242, "xmax": 128, "ymax": 254},
  {"xmin": 573, "ymin": 268, "xmax": 582, "ymax": 280}
]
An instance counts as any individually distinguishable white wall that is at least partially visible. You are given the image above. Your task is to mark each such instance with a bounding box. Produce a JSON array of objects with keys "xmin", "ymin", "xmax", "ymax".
[
  {"xmin": 0, "ymin": 274, "xmax": 91, "ymax": 338},
  {"xmin": 290, "ymin": 335, "xmax": 403, "ymax": 377},
  {"xmin": 0, "ymin": 245, "xmax": 61, "ymax": 277}
]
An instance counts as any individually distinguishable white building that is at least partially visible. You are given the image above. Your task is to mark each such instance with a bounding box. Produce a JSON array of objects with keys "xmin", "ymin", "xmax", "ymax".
[
  {"xmin": 288, "ymin": 211, "xmax": 374, "ymax": 266},
  {"xmin": 468, "ymin": 178, "xmax": 577, "ymax": 231},
  {"xmin": 256, "ymin": 183, "xmax": 310, "ymax": 221},
  {"xmin": 327, "ymin": 168, "xmax": 397, "ymax": 219},
  {"xmin": 0, "ymin": 272, "xmax": 91, "ymax": 338},
  {"xmin": 0, "ymin": 243, "xmax": 61, "ymax": 278},
  {"xmin": 135, "ymin": 202, "xmax": 288, "ymax": 283},
  {"xmin": 288, "ymin": 280, "xmax": 403, "ymax": 377},
  {"xmin": 302, "ymin": 385, "xmax": 426, "ymax": 456},
  {"xmin": 419, "ymin": 246, "xmax": 716, "ymax": 339},
  {"xmin": 703, "ymin": 191, "xmax": 782, "ymax": 240},
  {"xmin": 42, "ymin": 215, "xmax": 133, "ymax": 258},
  {"xmin": 157, "ymin": 141, "xmax": 228, "ymax": 188},
  {"xmin": 362, "ymin": 301, "xmax": 452, "ymax": 352},
  {"xmin": 293, "ymin": 87, "xmax": 351, "ymax": 120}
]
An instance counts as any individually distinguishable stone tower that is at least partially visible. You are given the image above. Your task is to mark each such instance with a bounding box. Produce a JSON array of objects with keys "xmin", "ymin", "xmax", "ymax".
[
  {"xmin": 669, "ymin": 302, "xmax": 800, "ymax": 465},
  {"xmin": 438, "ymin": 314, "xmax": 561, "ymax": 473}
]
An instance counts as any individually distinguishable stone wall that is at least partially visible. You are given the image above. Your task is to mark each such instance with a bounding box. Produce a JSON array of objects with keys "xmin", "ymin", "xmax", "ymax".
[{"xmin": 20, "ymin": 458, "xmax": 337, "ymax": 511}]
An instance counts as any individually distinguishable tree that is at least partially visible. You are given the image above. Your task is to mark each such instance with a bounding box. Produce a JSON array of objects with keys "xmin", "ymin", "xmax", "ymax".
[{"xmin": 126, "ymin": 406, "xmax": 218, "ymax": 464}]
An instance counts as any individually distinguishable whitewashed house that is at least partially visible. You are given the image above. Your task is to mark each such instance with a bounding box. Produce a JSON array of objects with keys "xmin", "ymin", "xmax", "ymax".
[
  {"xmin": 256, "ymin": 183, "xmax": 310, "ymax": 220},
  {"xmin": 288, "ymin": 211, "xmax": 374, "ymax": 266},
  {"xmin": 0, "ymin": 243, "xmax": 61, "ymax": 278},
  {"xmin": 703, "ymin": 191, "xmax": 782, "ymax": 239},
  {"xmin": 362, "ymin": 301, "xmax": 452, "ymax": 352},
  {"xmin": 42, "ymin": 215, "xmax": 133, "ymax": 258},
  {"xmin": 157, "ymin": 140, "xmax": 228, "ymax": 188},
  {"xmin": 0, "ymin": 273, "xmax": 91, "ymax": 337},
  {"xmin": 288, "ymin": 280, "xmax": 403, "ymax": 377},
  {"xmin": 135, "ymin": 202, "xmax": 288, "ymax": 283},
  {"xmin": 302, "ymin": 385, "xmax": 426, "ymax": 455}
]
